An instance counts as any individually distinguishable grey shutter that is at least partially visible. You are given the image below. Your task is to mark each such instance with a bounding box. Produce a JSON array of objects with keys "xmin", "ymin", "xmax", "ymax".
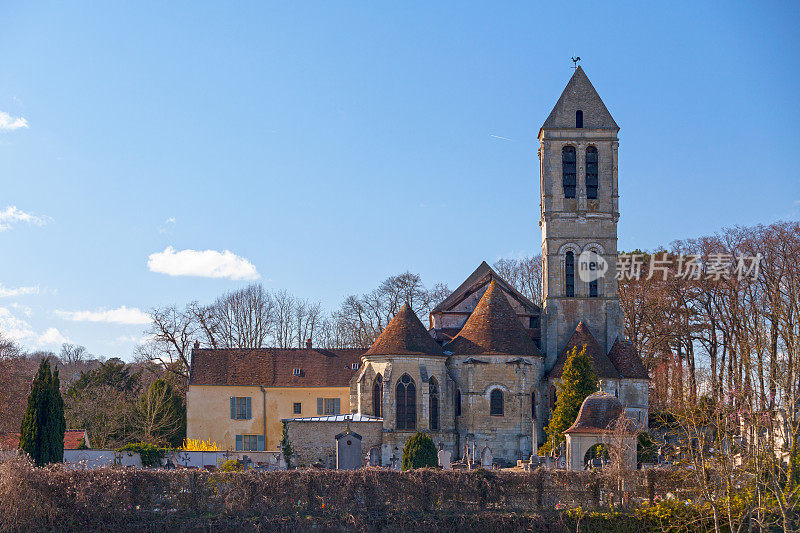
[
  {"xmin": 334, "ymin": 398, "xmax": 340, "ymax": 414},
  {"xmin": 230, "ymin": 397, "xmax": 235, "ymax": 419},
  {"xmin": 246, "ymin": 397, "xmax": 252, "ymax": 419},
  {"xmin": 235, "ymin": 435, "xmax": 243, "ymax": 451},
  {"xmin": 257, "ymin": 435, "xmax": 265, "ymax": 451},
  {"xmin": 317, "ymin": 397, "xmax": 323, "ymax": 415}
]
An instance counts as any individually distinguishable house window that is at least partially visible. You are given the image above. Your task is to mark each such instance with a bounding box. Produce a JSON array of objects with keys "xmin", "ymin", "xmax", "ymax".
[
  {"xmin": 235, "ymin": 434, "xmax": 264, "ymax": 451},
  {"xmin": 589, "ymin": 278, "xmax": 599, "ymax": 297},
  {"xmin": 373, "ymin": 374, "xmax": 383, "ymax": 418},
  {"xmin": 293, "ymin": 368, "xmax": 302, "ymax": 376},
  {"xmin": 586, "ymin": 146, "xmax": 598, "ymax": 199},
  {"xmin": 351, "ymin": 362, "xmax": 360, "ymax": 370},
  {"xmin": 429, "ymin": 377, "xmax": 440, "ymax": 431},
  {"xmin": 576, "ymin": 110, "xmax": 583, "ymax": 128},
  {"xmin": 565, "ymin": 251, "xmax": 575, "ymax": 297},
  {"xmin": 230, "ymin": 397, "xmax": 251, "ymax": 420},
  {"xmin": 490, "ymin": 389, "xmax": 504, "ymax": 416},
  {"xmin": 293, "ymin": 402, "xmax": 302, "ymax": 415},
  {"xmin": 455, "ymin": 389, "xmax": 461, "ymax": 417},
  {"xmin": 562, "ymin": 146, "xmax": 576, "ymax": 198},
  {"xmin": 317, "ymin": 397, "xmax": 340, "ymax": 415},
  {"xmin": 396, "ymin": 374, "xmax": 416, "ymax": 430}
]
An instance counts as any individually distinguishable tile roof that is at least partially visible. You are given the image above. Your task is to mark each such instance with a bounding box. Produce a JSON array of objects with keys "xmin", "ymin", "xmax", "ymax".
[
  {"xmin": 431, "ymin": 261, "xmax": 540, "ymax": 315},
  {"xmin": 444, "ymin": 281, "xmax": 542, "ymax": 357},
  {"xmin": 190, "ymin": 348, "xmax": 365, "ymax": 387},
  {"xmin": 541, "ymin": 66, "xmax": 618, "ymax": 131},
  {"xmin": 607, "ymin": 337, "xmax": 649, "ymax": 379},
  {"xmin": 548, "ymin": 322, "xmax": 621, "ymax": 379},
  {"xmin": 364, "ymin": 303, "xmax": 446, "ymax": 357},
  {"xmin": 564, "ymin": 391, "xmax": 629, "ymax": 434},
  {"xmin": 0, "ymin": 429, "xmax": 88, "ymax": 450}
]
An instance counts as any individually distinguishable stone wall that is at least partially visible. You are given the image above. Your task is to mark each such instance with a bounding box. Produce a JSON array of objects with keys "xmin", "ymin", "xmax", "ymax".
[{"xmin": 285, "ymin": 419, "xmax": 383, "ymax": 467}]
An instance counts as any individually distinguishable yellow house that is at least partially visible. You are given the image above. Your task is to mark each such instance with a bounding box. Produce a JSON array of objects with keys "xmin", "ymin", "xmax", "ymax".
[{"xmin": 187, "ymin": 345, "xmax": 364, "ymax": 451}]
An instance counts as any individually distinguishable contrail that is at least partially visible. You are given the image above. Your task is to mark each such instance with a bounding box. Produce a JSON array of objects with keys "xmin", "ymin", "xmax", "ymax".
[{"xmin": 489, "ymin": 134, "xmax": 513, "ymax": 141}]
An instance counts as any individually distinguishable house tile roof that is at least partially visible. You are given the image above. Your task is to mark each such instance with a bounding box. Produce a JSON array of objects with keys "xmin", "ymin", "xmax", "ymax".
[
  {"xmin": 444, "ymin": 281, "xmax": 542, "ymax": 357},
  {"xmin": 607, "ymin": 337, "xmax": 649, "ymax": 379},
  {"xmin": 0, "ymin": 429, "xmax": 88, "ymax": 451},
  {"xmin": 364, "ymin": 303, "xmax": 446, "ymax": 357},
  {"xmin": 564, "ymin": 391, "xmax": 629, "ymax": 434},
  {"xmin": 190, "ymin": 348, "xmax": 365, "ymax": 387},
  {"xmin": 548, "ymin": 322, "xmax": 621, "ymax": 379}
]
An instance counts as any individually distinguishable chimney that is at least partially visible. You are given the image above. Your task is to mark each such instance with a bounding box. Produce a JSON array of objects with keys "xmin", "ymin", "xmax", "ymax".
[
  {"xmin": 305, "ymin": 339, "xmax": 312, "ymax": 349},
  {"xmin": 193, "ymin": 340, "xmax": 199, "ymax": 350}
]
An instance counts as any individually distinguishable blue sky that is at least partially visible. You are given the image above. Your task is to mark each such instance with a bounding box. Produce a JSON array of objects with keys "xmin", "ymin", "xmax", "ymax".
[{"xmin": 2, "ymin": 1, "xmax": 799, "ymax": 358}]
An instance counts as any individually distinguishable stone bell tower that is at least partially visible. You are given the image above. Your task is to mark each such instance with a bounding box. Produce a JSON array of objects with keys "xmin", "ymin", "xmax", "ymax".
[{"xmin": 538, "ymin": 66, "xmax": 623, "ymax": 369}]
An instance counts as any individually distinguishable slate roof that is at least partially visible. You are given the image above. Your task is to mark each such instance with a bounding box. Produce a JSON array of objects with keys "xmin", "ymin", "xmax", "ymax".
[
  {"xmin": 607, "ymin": 337, "xmax": 649, "ymax": 379},
  {"xmin": 431, "ymin": 261, "xmax": 540, "ymax": 315},
  {"xmin": 364, "ymin": 303, "xmax": 446, "ymax": 357},
  {"xmin": 190, "ymin": 348, "xmax": 365, "ymax": 387},
  {"xmin": 282, "ymin": 414, "xmax": 381, "ymax": 423},
  {"xmin": 564, "ymin": 391, "xmax": 628, "ymax": 434},
  {"xmin": 444, "ymin": 281, "xmax": 542, "ymax": 357},
  {"xmin": 548, "ymin": 322, "xmax": 621, "ymax": 379},
  {"xmin": 541, "ymin": 66, "xmax": 618, "ymax": 131}
]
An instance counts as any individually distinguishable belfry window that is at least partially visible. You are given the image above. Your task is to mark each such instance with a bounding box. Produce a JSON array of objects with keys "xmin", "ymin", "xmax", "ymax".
[
  {"xmin": 455, "ymin": 389, "xmax": 462, "ymax": 417},
  {"xmin": 576, "ymin": 110, "xmax": 583, "ymax": 128},
  {"xmin": 490, "ymin": 389, "xmax": 504, "ymax": 416},
  {"xmin": 565, "ymin": 251, "xmax": 575, "ymax": 297},
  {"xmin": 589, "ymin": 278, "xmax": 599, "ymax": 298},
  {"xmin": 562, "ymin": 146, "xmax": 576, "ymax": 199},
  {"xmin": 396, "ymin": 374, "xmax": 416, "ymax": 430},
  {"xmin": 429, "ymin": 377, "xmax": 439, "ymax": 431},
  {"xmin": 372, "ymin": 374, "xmax": 383, "ymax": 418},
  {"xmin": 586, "ymin": 146, "xmax": 598, "ymax": 199}
]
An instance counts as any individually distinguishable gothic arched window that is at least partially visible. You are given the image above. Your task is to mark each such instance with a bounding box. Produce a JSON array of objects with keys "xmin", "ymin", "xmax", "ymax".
[
  {"xmin": 396, "ymin": 374, "xmax": 416, "ymax": 430},
  {"xmin": 372, "ymin": 374, "xmax": 383, "ymax": 418},
  {"xmin": 565, "ymin": 251, "xmax": 575, "ymax": 297},
  {"xmin": 455, "ymin": 389, "xmax": 461, "ymax": 417},
  {"xmin": 576, "ymin": 110, "xmax": 583, "ymax": 128},
  {"xmin": 490, "ymin": 389, "xmax": 504, "ymax": 416},
  {"xmin": 429, "ymin": 377, "xmax": 439, "ymax": 431},
  {"xmin": 586, "ymin": 146, "xmax": 598, "ymax": 199},
  {"xmin": 562, "ymin": 146, "xmax": 576, "ymax": 199}
]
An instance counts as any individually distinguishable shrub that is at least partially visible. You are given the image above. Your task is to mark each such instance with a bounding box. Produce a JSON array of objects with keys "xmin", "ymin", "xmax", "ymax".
[
  {"xmin": 182, "ymin": 438, "xmax": 220, "ymax": 451},
  {"xmin": 218, "ymin": 459, "xmax": 243, "ymax": 472},
  {"xmin": 118, "ymin": 442, "xmax": 165, "ymax": 467},
  {"xmin": 401, "ymin": 432, "xmax": 437, "ymax": 470},
  {"xmin": 637, "ymin": 432, "xmax": 657, "ymax": 464}
]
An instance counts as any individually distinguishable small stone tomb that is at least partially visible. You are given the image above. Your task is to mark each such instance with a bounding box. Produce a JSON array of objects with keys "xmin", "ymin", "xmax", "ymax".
[{"xmin": 335, "ymin": 428, "xmax": 362, "ymax": 470}]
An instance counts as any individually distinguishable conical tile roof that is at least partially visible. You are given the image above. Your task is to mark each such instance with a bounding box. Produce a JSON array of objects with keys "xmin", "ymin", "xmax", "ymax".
[
  {"xmin": 364, "ymin": 303, "xmax": 446, "ymax": 357},
  {"xmin": 548, "ymin": 322, "xmax": 620, "ymax": 379},
  {"xmin": 541, "ymin": 66, "xmax": 618, "ymax": 131},
  {"xmin": 444, "ymin": 281, "xmax": 541, "ymax": 356}
]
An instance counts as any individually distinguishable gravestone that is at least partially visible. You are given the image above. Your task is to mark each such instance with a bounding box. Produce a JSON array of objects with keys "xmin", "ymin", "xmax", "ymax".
[
  {"xmin": 480, "ymin": 446, "xmax": 493, "ymax": 469},
  {"xmin": 368, "ymin": 446, "xmax": 380, "ymax": 467},
  {"xmin": 438, "ymin": 449, "xmax": 452, "ymax": 470},
  {"xmin": 335, "ymin": 428, "xmax": 362, "ymax": 470},
  {"xmin": 389, "ymin": 454, "xmax": 400, "ymax": 470}
]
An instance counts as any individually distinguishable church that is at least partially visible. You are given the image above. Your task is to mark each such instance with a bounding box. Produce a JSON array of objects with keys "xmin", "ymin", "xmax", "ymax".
[{"xmin": 187, "ymin": 66, "xmax": 649, "ymax": 466}]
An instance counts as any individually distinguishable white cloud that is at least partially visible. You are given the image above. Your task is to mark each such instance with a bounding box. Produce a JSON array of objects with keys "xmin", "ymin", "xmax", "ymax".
[
  {"xmin": 0, "ymin": 206, "xmax": 51, "ymax": 231},
  {"xmin": 148, "ymin": 246, "xmax": 260, "ymax": 280},
  {"xmin": 0, "ymin": 307, "xmax": 35, "ymax": 341},
  {"xmin": 0, "ymin": 111, "xmax": 28, "ymax": 131},
  {"xmin": 56, "ymin": 305, "xmax": 151, "ymax": 325},
  {"xmin": 38, "ymin": 327, "xmax": 68, "ymax": 346},
  {"xmin": 0, "ymin": 284, "xmax": 40, "ymax": 298},
  {"xmin": 158, "ymin": 216, "xmax": 177, "ymax": 234},
  {"xmin": 9, "ymin": 303, "xmax": 32, "ymax": 317},
  {"xmin": 114, "ymin": 334, "xmax": 151, "ymax": 345}
]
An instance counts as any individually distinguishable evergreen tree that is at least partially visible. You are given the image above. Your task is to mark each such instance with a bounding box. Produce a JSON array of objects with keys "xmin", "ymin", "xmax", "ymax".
[
  {"xmin": 542, "ymin": 345, "xmax": 597, "ymax": 454},
  {"xmin": 401, "ymin": 432, "xmax": 437, "ymax": 470},
  {"xmin": 20, "ymin": 359, "xmax": 66, "ymax": 466}
]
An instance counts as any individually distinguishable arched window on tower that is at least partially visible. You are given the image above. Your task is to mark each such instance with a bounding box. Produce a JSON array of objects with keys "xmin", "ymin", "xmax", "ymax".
[
  {"xmin": 565, "ymin": 251, "xmax": 575, "ymax": 297},
  {"xmin": 586, "ymin": 146, "xmax": 598, "ymax": 199},
  {"xmin": 576, "ymin": 110, "xmax": 583, "ymax": 128},
  {"xmin": 372, "ymin": 374, "xmax": 383, "ymax": 418},
  {"xmin": 562, "ymin": 146, "xmax": 576, "ymax": 199},
  {"xmin": 490, "ymin": 389, "xmax": 504, "ymax": 416},
  {"xmin": 396, "ymin": 374, "xmax": 416, "ymax": 430},
  {"xmin": 589, "ymin": 277, "xmax": 599, "ymax": 298},
  {"xmin": 429, "ymin": 377, "xmax": 439, "ymax": 431}
]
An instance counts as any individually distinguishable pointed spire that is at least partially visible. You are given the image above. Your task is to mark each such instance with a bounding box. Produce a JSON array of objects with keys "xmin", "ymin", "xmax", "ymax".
[
  {"xmin": 444, "ymin": 281, "xmax": 541, "ymax": 356},
  {"xmin": 541, "ymin": 66, "xmax": 618, "ymax": 131},
  {"xmin": 364, "ymin": 303, "xmax": 446, "ymax": 357}
]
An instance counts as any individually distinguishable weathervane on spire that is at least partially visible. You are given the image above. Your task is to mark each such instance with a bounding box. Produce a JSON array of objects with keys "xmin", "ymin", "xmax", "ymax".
[{"xmin": 571, "ymin": 56, "xmax": 581, "ymax": 69}]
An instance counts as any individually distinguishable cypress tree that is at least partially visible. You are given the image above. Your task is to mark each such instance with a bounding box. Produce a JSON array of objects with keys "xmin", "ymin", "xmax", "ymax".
[
  {"xmin": 401, "ymin": 432, "xmax": 438, "ymax": 470},
  {"xmin": 19, "ymin": 359, "xmax": 66, "ymax": 466},
  {"xmin": 542, "ymin": 345, "xmax": 598, "ymax": 454}
]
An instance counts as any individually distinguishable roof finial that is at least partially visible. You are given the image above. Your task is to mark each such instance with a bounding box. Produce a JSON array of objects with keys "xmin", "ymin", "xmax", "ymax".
[{"xmin": 571, "ymin": 56, "xmax": 581, "ymax": 69}]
